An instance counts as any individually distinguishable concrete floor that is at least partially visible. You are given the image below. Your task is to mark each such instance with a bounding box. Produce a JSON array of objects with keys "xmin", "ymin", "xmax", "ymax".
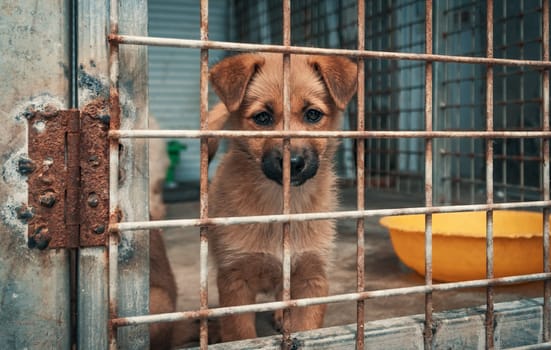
[{"xmin": 162, "ymin": 186, "xmax": 541, "ymax": 340}]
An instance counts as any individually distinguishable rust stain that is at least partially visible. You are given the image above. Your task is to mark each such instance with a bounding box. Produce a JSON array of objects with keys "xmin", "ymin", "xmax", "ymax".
[
  {"xmin": 107, "ymin": 33, "xmax": 124, "ymax": 44},
  {"xmin": 80, "ymin": 98, "xmax": 110, "ymax": 246},
  {"xmin": 109, "ymin": 89, "xmax": 121, "ymax": 131},
  {"xmin": 26, "ymin": 109, "xmax": 79, "ymax": 249},
  {"xmin": 109, "ymin": 206, "xmax": 123, "ymax": 223}
]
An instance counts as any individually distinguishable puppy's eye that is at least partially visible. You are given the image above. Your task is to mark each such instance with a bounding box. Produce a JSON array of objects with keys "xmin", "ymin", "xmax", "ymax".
[
  {"xmin": 304, "ymin": 109, "xmax": 323, "ymax": 124},
  {"xmin": 252, "ymin": 111, "xmax": 274, "ymax": 126}
]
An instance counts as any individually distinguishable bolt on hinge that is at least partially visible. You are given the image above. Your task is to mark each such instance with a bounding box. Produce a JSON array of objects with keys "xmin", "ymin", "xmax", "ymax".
[
  {"xmin": 22, "ymin": 102, "xmax": 110, "ymax": 249},
  {"xmin": 24, "ymin": 107, "xmax": 79, "ymax": 249},
  {"xmin": 79, "ymin": 100, "xmax": 110, "ymax": 247}
]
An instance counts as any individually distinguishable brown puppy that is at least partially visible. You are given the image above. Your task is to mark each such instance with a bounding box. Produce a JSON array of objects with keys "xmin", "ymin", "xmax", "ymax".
[
  {"xmin": 208, "ymin": 53, "xmax": 357, "ymax": 342},
  {"xmin": 149, "ymin": 228, "xmax": 177, "ymax": 349},
  {"xmin": 148, "ymin": 123, "xmax": 177, "ymax": 349}
]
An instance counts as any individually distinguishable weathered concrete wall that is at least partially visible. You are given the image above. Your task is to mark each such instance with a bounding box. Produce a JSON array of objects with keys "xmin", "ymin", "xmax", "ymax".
[{"xmin": 0, "ymin": 1, "xmax": 71, "ymax": 348}]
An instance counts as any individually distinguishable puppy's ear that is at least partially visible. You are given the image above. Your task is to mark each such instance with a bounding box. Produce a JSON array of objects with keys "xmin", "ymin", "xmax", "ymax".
[
  {"xmin": 308, "ymin": 56, "xmax": 358, "ymax": 110},
  {"xmin": 207, "ymin": 103, "xmax": 230, "ymax": 163},
  {"xmin": 209, "ymin": 54, "xmax": 266, "ymax": 112}
]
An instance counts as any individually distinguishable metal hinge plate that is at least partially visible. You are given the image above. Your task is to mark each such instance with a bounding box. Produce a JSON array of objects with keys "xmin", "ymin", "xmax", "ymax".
[{"xmin": 23, "ymin": 103, "xmax": 110, "ymax": 249}]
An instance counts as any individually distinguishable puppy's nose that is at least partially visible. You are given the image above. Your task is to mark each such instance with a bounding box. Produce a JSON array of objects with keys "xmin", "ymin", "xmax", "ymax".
[{"xmin": 290, "ymin": 155, "xmax": 305, "ymax": 175}]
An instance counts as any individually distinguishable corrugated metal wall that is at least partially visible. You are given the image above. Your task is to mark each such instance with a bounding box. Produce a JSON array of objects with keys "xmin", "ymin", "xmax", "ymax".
[{"xmin": 148, "ymin": 0, "xmax": 228, "ymax": 182}]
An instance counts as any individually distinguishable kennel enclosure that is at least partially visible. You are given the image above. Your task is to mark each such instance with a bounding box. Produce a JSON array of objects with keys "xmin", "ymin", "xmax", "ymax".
[{"xmin": 1, "ymin": 0, "xmax": 551, "ymax": 349}]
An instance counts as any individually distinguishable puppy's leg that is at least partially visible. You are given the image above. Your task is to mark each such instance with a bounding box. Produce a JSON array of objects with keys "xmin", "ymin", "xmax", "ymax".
[
  {"xmin": 217, "ymin": 267, "xmax": 257, "ymax": 341},
  {"xmin": 289, "ymin": 253, "xmax": 329, "ymax": 331},
  {"xmin": 170, "ymin": 318, "xmax": 221, "ymax": 346},
  {"xmin": 150, "ymin": 287, "xmax": 176, "ymax": 349},
  {"xmin": 272, "ymin": 253, "xmax": 329, "ymax": 332},
  {"xmin": 149, "ymin": 229, "xmax": 178, "ymax": 349}
]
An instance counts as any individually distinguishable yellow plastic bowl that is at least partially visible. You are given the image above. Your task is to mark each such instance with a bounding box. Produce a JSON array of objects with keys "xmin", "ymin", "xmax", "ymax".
[{"xmin": 379, "ymin": 210, "xmax": 545, "ymax": 282}]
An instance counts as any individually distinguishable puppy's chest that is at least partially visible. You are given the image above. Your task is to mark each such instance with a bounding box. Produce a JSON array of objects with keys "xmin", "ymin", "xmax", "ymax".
[
  {"xmin": 216, "ymin": 220, "xmax": 335, "ymax": 258},
  {"xmin": 209, "ymin": 169, "xmax": 337, "ymax": 256}
]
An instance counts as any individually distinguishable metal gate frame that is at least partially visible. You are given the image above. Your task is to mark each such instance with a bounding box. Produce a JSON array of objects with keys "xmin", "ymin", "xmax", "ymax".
[
  {"xmin": 1, "ymin": 0, "xmax": 150, "ymax": 348},
  {"xmin": 102, "ymin": 1, "xmax": 551, "ymax": 349},
  {"xmin": 77, "ymin": 0, "xmax": 150, "ymax": 348}
]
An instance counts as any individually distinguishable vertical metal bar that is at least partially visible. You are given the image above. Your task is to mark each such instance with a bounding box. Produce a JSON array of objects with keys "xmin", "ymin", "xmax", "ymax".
[
  {"xmin": 68, "ymin": 1, "xmax": 79, "ymax": 347},
  {"xmin": 485, "ymin": 1, "xmax": 495, "ymax": 349},
  {"xmin": 108, "ymin": 0, "xmax": 120, "ymax": 348},
  {"xmin": 281, "ymin": 1, "xmax": 292, "ymax": 350},
  {"xmin": 436, "ymin": 0, "xmax": 452, "ymax": 205},
  {"xmin": 542, "ymin": 0, "xmax": 550, "ymax": 342},
  {"xmin": 424, "ymin": 1, "xmax": 434, "ymax": 349},
  {"xmin": 111, "ymin": 1, "xmax": 149, "ymax": 347},
  {"xmin": 199, "ymin": 0, "xmax": 210, "ymax": 349},
  {"xmin": 470, "ymin": 46, "xmax": 476, "ymax": 203},
  {"xmin": 500, "ymin": 2, "xmax": 508, "ymax": 203},
  {"xmin": 67, "ymin": 110, "xmax": 80, "ymax": 348},
  {"xmin": 77, "ymin": 1, "xmax": 113, "ymax": 348},
  {"xmin": 519, "ymin": 0, "xmax": 526, "ymax": 202},
  {"xmin": 356, "ymin": 1, "xmax": 366, "ymax": 349},
  {"xmin": 69, "ymin": 0, "xmax": 78, "ymax": 109}
]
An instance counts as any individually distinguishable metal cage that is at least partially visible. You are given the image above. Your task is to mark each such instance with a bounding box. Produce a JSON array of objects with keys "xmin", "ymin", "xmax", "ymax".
[{"xmin": 105, "ymin": 0, "xmax": 551, "ymax": 349}]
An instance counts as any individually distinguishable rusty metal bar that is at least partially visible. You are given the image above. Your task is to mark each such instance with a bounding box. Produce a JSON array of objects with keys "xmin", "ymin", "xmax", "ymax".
[
  {"xmin": 485, "ymin": 1, "xmax": 495, "ymax": 348},
  {"xmin": 110, "ymin": 129, "xmax": 551, "ymax": 139},
  {"xmin": 439, "ymin": 151, "xmax": 543, "ymax": 162},
  {"xmin": 109, "ymin": 34, "xmax": 551, "ymax": 68},
  {"xmin": 110, "ymin": 272, "xmax": 551, "ymax": 328},
  {"xmin": 108, "ymin": 0, "xmax": 121, "ymax": 347},
  {"xmin": 281, "ymin": 1, "xmax": 292, "ymax": 349},
  {"xmin": 543, "ymin": 0, "xmax": 551, "ymax": 342},
  {"xmin": 199, "ymin": 0, "xmax": 209, "ymax": 348},
  {"xmin": 423, "ymin": 1, "xmax": 434, "ymax": 349},
  {"xmin": 507, "ymin": 343, "xmax": 551, "ymax": 350},
  {"xmin": 112, "ymin": 200, "xmax": 551, "ymax": 232},
  {"xmin": 355, "ymin": 0, "xmax": 366, "ymax": 349}
]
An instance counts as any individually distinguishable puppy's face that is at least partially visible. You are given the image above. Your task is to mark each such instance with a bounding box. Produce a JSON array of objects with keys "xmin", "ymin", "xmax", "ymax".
[{"xmin": 210, "ymin": 53, "xmax": 357, "ymax": 186}]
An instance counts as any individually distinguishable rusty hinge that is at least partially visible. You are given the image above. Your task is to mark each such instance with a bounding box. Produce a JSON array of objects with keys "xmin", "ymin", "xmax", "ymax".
[{"xmin": 22, "ymin": 102, "xmax": 110, "ymax": 249}]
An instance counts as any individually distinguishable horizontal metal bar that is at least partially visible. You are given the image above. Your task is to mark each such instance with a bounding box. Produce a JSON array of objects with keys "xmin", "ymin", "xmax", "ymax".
[
  {"xmin": 506, "ymin": 343, "xmax": 551, "ymax": 350},
  {"xmin": 111, "ymin": 272, "xmax": 551, "ymax": 327},
  {"xmin": 110, "ymin": 129, "xmax": 551, "ymax": 140},
  {"xmin": 109, "ymin": 34, "xmax": 551, "ymax": 68},
  {"xmin": 111, "ymin": 200, "xmax": 551, "ymax": 232}
]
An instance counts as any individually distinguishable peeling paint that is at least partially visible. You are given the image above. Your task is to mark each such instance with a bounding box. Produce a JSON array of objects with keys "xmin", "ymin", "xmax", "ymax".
[
  {"xmin": 78, "ymin": 67, "xmax": 109, "ymax": 100},
  {"xmin": 2, "ymin": 96, "xmax": 66, "ymax": 241},
  {"xmin": 118, "ymin": 234, "xmax": 135, "ymax": 263},
  {"xmin": 2, "ymin": 149, "xmax": 29, "ymax": 236},
  {"xmin": 9, "ymin": 94, "xmax": 65, "ymax": 122}
]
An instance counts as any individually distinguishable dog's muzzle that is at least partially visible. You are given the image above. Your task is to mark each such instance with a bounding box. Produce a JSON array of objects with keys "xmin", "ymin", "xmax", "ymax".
[{"xmin": 261, "ymin": 148, "xmax": 319, "ymax": 186}]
